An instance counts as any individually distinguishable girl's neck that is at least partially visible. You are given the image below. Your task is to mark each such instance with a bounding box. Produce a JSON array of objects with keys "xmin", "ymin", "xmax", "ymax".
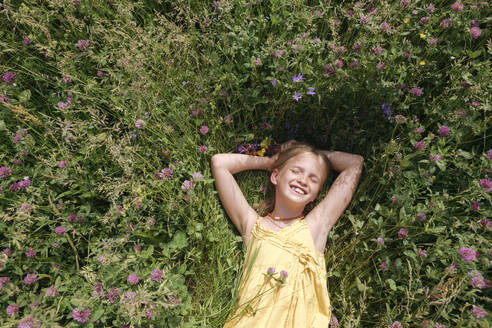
[{"xmin": 270, "ymin": 206, "xmax": 304, "ymax": 220}]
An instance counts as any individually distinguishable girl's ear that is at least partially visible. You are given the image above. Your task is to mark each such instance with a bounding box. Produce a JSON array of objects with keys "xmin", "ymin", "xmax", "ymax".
[{"xmin": 270, "ymin": 168, "xmax": 279, "ymax": 186}]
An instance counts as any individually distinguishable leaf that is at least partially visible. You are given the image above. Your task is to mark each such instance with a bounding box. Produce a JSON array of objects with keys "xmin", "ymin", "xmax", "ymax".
[
  {"xmin": 468, "ymin": 49, "xmax": 481, "ymax": 59},
  {"xmin": 18, "ymin": 90, "xmax": 31, "ymax": 103},
  {"xmin": 91, "ymin": 309, "xmax": 104, "ymax": 321},
  {"xmin": 399, "ymin": 206, "xmax": 407, "ymax": 220},
  {"xmin": 169, "ymin": 231, "xmax": 188, "ymax": 250},
  {"xmin": 387, "ymin": 278, "xmax": 397, "ymax": 291}
]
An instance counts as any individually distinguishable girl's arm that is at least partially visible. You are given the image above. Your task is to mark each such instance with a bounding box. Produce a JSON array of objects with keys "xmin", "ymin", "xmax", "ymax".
[
  {"xmin": 211, "ymin": 154, "xmax": 273, "ymax": 239},
  {"xmin": 306, "ymin": 150, "xmax": 364, "ymax": 239}
]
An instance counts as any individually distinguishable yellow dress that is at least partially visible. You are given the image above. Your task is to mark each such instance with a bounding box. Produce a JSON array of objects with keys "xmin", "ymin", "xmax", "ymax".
[{"xmin": 223, "ymin": 216, "xmax": 331, "ymax": 328}]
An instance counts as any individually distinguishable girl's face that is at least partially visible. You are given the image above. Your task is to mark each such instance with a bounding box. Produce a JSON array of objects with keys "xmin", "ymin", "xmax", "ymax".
[{"xmin": 271, "ymin": 152, "xmax": 326, "ymax": 208}]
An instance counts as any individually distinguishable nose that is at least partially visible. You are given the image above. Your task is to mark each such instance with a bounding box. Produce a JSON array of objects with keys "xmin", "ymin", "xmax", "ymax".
[{"xmin": 297, "ymin": 174, "xmax": 308, "ymax": 186}]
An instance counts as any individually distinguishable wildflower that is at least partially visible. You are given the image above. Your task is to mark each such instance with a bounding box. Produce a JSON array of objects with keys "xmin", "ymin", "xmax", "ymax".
[
  {"xmin": 398, "ymin": 228, "xmax": 408, "ymax": 239},
  {"xmin": 427, "ymin": 4, "xmax": 435, "ymax": 12},
  {"xmin": 419, "ymin": 60, "xmax": 426, "ymax": 66},
  {"xmin": 459, "ymin": 247, "xmax": 478, "ymax": 262},
  {"xmin": 127, "ymin": 273, "xmax": 140, "ymax": 285},
  {"xmin": 346, "ymin": 9, "xmax": 353, "ymax": 16},
  {"xmin": 292, "ymin": 91, "xmax": 302, "ymax": 101},
  {"xmin": 418, "ymin": 249, "xmax": 427, "ymax": 258},
  {"xmin": 471, "ymin": 305, "xmax": 487, "ymax": 318},
  {"xmin": 372, "ymin": 45, "xmax": 383, "ymax": 56},
  {"xmin": 330, "ymin": 314, "xmax": 339, "ymax": 326},
  {"xmin": 124, "ymin": 291, "xmax": 137, "ymax": 302},
  {"xmin": 380, "ymin": 261, "xmax": 387, "ymax": 270},
  {"xmin": 6, "ymin": 304, "xmax": 19, "ymax": 316},
  {"xmin": 359, "ymin": 15, "xmax": 370, "ymax": 24},
  {"xmin": 72, "ymin": 307, "xmax": 91, "ymax": 323},
  {"xmin": 487, "ymin": 149, "xmax": 492, "ymax": 159},
  {"xmin": 471, "ymin": 101, "xmax": 480, "ymax": 107},
  {"xmin": 335, "ymin": 59, "xmax": 343, "ymax": 68},
  {"xmin": 192, "ymin": 172, "xmax": 203, "ymax": 181},
  {"xmin": 146, "ymin": 306, "xmax": 155, "ymax": 320},
  {"xmin": 470, "ymin": 271, "xmax": 486, "ymax": 289},
  {"xmin": 191, "ymin": 109, "xmax": 201, "ymax": 116},
  {"xmin": 151, "ymin": 269, "xmax": 163, "ymax": 281},
  {"xmin": 438, "ymin": 126, "xmax": 450, "ymax": 136},
  {"xmin": 292, "ymin": 74, "xmax": 305, "ymax": 82},
  {"xmin": 273, "ymin": 49, "xmax": 284, "ymax": 58},
  {"xmin": 416, "ymin": 212, "xmax": 426, "ymax": 221},
  {"xmin": 181, "ymin": 179, "xmax": 194, "ymax": 192},
  {"xmin": 0, "ymin": 166, "xmax": 12, "ymax": 178},
  {"xmin": 377, "ymin": 237, "xmax": 384, "ymax": 245},
  {"xmin": 470, "ymin": 27, "xmax": 481, "ymax": 39},
  {"xmin": 280, "ymin": 270, "xmax": 288, "ymax": 280},
  {"xmin": 46, "ymin": 285, "xmax": 59, "ymax": 297},
  {"xmin": 92, "ymin": 283, "xmax": 103, "ymax": 297},
  {"xmin": 22, "ymin": 38, "xmax": 31, "ymax": 45},
  {"xmin": 380, "ymin": 22, "xmax": 391, "ymax": 32},
  {"xmin": 254, "ymin": 57, "xmax": 261, "ymax": 65},
  {"xmin": 0, "ymin": 93, "xmax": 8, "ymax": 102},
  {"xmin": 451, "ymin": 1, "xmax": 464, "ymax": 12},
  {"xmin": 267, "ymin": 267, "xmax": 276, "ymax": 275},
  {"xmin": 420, "ymin": 33, "xmax": 426, "ymax": 39},
  {"xmin": 353, "ymin": 42, "xmax": 361, "ymax": 51},
  {"xmin": 323, "ymin": 64, "xmax": 336, "ymax": 76},
  {"xmin": 25, "ymin": 248, "xmax": 36, "ymax": 258},
  {"xmin": 135, "ymin": 119, "xmax": 145, "ymax": 129},
  {"xmin": 400, "ymin": 0, "xmax": 410, "ymax": 7},
  {"xmin": 430, "ymin": 153, "xmax": 441, "ymax": 162},
  {"xmin": 390, "ymin": 321, "xmax": 402, "ymax": 328},
  {"xmin": 414, "ymin": 141, "xmax": 426, "ymax": 150},
  {"xmin": 200, "ymin": 125, "xmax": 209, "ymax": 134},
  {"xmin": 58, "ymin": 101, "xmax": 69, "ymax": 109},
  {"xmin": 133, "ymin": 245, "xmax": 142, "ymax": 252},
  {"xmin": 409, "ymin": 87, "xmax": 422, "ymax": 96},
  {"xmin": 199, "ymin": 145, "xmax": 207, "ymax": 153},
  {"xmin": 471, "ymin": 202, "xmax": 480, "ymax": 211},
  {"xmin": 429, "ymin": 38, "xmax": 438, "ymax": 45},
  {"xmin": 107, "ymin": 287, "xmax": 120, "ymax": 303},
  {"xmin": 76, "ymin": 39, "xmax": 89, "ymax": 50},
  {"xmin": 382, "ymin": 102, "xmax": 391, "ymax": 120},
  {"xmin": 376, "ymin": 61, "xmax": 384, "ymax": 70},
  {"xmin": 419, "ymin": 17, "xmax": 430, "ymax": 25},
  {"xmin": 23, "ymin": 273, "xmax": 38, "ymax": 285},
  {"xmin": 55, "ymin": 226, "xmax": 66, "ymax": 235},
  {"xmin": 350, "ymin": 61, "xmax": 359, "ymax": 69},
  {"xmin": 439, "ymin": 18, "xmax": 452, "ymax": 29},
  {"xmin": 63, "ymin": 75, "xmax": 71, "ymax": 83},
  {"xmin": 480, "ymin": 179, "xmax": 492, "ymax": 192},
  {"xmin": 307, "ymin": 88, "xmax": 315, "ymax": 95},
  {"xmin": 2, "ymin": 72, "xmax": 16, "ymax": 84}
]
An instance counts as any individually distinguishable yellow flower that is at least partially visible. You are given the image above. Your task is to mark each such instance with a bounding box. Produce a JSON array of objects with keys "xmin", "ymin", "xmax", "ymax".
[
  {"xmin": 420, "ymin": 33, "xmax": 426, "ymax": 39},
  {"xmin": 257, "ymin": 148, "xmax": 266, "ymax": 157},
  {"xmin": 419, "ymin": 61, "xmax": 426, "ymax": 66},
  {"xmin": 403, "ymin": 18, "xmax": 409, "ymax": 24}
]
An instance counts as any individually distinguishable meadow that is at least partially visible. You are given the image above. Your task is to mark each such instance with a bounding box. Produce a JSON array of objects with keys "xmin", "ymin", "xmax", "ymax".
[{"xmin": 0, "ymin": 0, "xmax": 490, "ymax": 327}]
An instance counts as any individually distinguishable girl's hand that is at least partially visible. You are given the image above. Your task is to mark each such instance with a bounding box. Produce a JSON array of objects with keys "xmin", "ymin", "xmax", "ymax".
[{"xmin": 268, "ymin": 139, "xmax": 297, "ymax": 171}]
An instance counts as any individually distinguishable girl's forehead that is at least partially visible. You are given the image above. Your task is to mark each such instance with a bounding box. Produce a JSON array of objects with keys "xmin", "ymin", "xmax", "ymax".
[{"xmin": 286, "ymin": 152, "xmax": 324, "ymax": 169}]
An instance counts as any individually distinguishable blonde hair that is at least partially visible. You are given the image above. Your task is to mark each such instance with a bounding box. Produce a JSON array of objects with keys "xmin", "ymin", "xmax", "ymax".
[{"xmin": 258, "ymin": 141, "xmax": 331, "ymax": 216}]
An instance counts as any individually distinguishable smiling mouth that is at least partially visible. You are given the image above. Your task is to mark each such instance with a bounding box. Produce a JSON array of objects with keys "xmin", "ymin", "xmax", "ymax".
[{"xmin": 290, "ymin": 185, "xmax": 307, "ymax": 195}]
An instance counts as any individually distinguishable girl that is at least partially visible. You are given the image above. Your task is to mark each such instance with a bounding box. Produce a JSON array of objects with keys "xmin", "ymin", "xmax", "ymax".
[{"xmin": 211, "ymin": 140, "xmax": 364, "ymax": 327}]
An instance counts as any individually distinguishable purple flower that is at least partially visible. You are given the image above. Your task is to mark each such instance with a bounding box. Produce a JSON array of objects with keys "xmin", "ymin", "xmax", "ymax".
[
  {"xmin": 23, "ymin": 273, "xmax": 38, "ymax": 285},
  {"xmin": 439, "ymin": 18, "xmax": 452, "ymax": 29},
  {"xmin": 200, "ymin": 125, "xmax": 209, "ymax": 134},
  {"xmin": 192, "ymin": 172, "xmax": 203, "ymax": 181},
  {"xmin": 380, "ymin": 22, "xmax": 391, "ymax": 32},
  {"xmin": 429, "ymin": 38, "xmax": 438, "ymax": 45},
  {"xmin": 427, "ymin": 3, "xmax": 435, "ymax": 12},
  {"xmin": 181, "ymin": 179, "xmax": 194, "ymax": 192},
  {"xmin": 350, "ymin": 61, "xmax": 359, "ymax": 69},
  {"xmin": 471, "ymin": 305, "xmax": 486, "ymax": 318},
  {"xmin": 25, "ymin": 248, "xmax": 36, "ymax": 258},
  {"xmin": 460, "ymin": 247, "xmax": 478, "ymax": 262},
  {"xmin": 377, "ymin": 237, "xmax": 384, "ymax": 245},
  {"xmin": 414, "ymin": 141, "xmax": 426, "ymax": 150},
  {"xmin": 63, "ymin": 75, "xmax": 71, "ymax": 83},
  {"xmin": 133, "ymin": 245, "xmax": 142, "ymax": 252},
  {"xmin": 92, "ymin": 282, "xmax": 103, "ymax": 297},
  {"xmin": 390, "ymin": 321, "xmax": 402, "ymax": 328},
  {"xmin": 55, "ymin": 226, "xmax": 66, "ymax": 235},
  {"xmin": 58, "ymin": 101, "xmax": 69, "ymax": 109},
  {"xmin": 76, "ymin": 39, "xmax": 89, "ymax": 51},
  {"xmin": 198, "ymin": 145, "xmax": 207, "ymax": 153},
  {"xmin": 160, "ymin": 168, "xmax": 173, "ymax": 180},
  {"xmin": 151, "ymin": 269, "xmax": 163, "ymax": 281},
  {"xmin": 480, "ymin": 179, "xmax": 492, "ymax": 192},
  {"xmin": 398, "ymin": 228, "xmax": 408, "ymax": 239},
  {"xmin": 306, "ymin": 88, "xmax": 315, "ymax": 95},
  {"xmin": 416, "ymin": 212, "xmax": 426, "ymax": 222},
  {"xmin": 352, "ymin": 42, "xmax": 360, "ymax": 52},
  {"xmin": 372, "ymin": 45, "xmax": 383, "ymax": 56},
  {"xmin": 359, "ymin": 15, "xmax": 370, "ymax": 24},
  {"xmin": 58, "ymin": 160, "xmax": 67, "ymax": 168},
  {"xmin": 380, "ymin": 261, "xmax": 387, "ymax": 270},
  {"xmin": 46, "ymin": 285, "xmax": 59, "ymax": 297},
  {"xmin": 292, "ymin": 91, "xmax": 302, "ymax": 101},
  {"xmin": 409, "ymin": 88, "xmax": 422, "ymax": 96},
  {"xmin": 271, "ymin": 79, "xmax": 277, "ymax": 86},
  {"xmin": 0, "ymin": 93, "xmax": 8, "ymax": 103},
  {"xmin": 470, "ymin": 27, "xmax": 482, "ymax": 39},
  {"xmin": 487, "ymin": 149, "xmax": 492, "ymax": 160},
  {"xmin": 335, "ymin": 59, "xmax": 343, "ymax": 68},
  {"xmin": 451, "ymin": 1, "xmax": 464, "ymax": 12},
  {"xmin": 97, "ymin": 70, "xmax": 103, "ymax": 77},
  {"xmin": 438, "ymin": 126, "xmax": 450, "ymax": 136},
  {"xmin": 22, "ymin": 38, "xmax": 31, "ymax": 45},
  {"xmin": 127, "ymin": 273, "xmax": 139, "ymax": 285},
  {"xmin": 400, "ymin": 0, "xmax": 410, "ymax": 7},
  {"xmin": 135, "ymin": 119, "xmax": 145, "ymax": 129},
  {"xmin": 267, "ymin": 267, "xmax": 276, "ymax": 275},
  {"xmin": 72, "ymin": 307, "xmax": 91, "ymax": 323},
  {"xmin": 471, "ymin": 101, "xmax": 480, "ymax": 107},
  {"xmin": 191, "ymin": 109, "xmax": 201, "ymax": 116},
  {"xmin": 419, "ymin": 16, "xmax": 430, "ymax": 25},
  {"xmin": 2, "ymin": 72, "xmax": 16, "ymax": 84},
  {"xmin": 430, "ymin": 153, "xmax": 441, "ymax": 162},
  {"xmin": 471, "ymin": 202, "xmax": 480, "ymax": 211},
  {"xmin": 107, "ymin": 287, "xmax": 121, "ymax": 303},
  {"xmin": 6, "ymin": 303, "xmax": 19, "ymax": 316},
  {"xmin": 280, "ymin": 270, "xmax": 288, "ymax": 279},
  {"xmin": 323, "ymin": 64, "xmax": 336, "ymax": 76},
  {"xmin": 292, "ymin": 74, "xmax": 305, "ymax": 82},
  {"xmin": 0, "ymin": 166, "xmax": 12, "ymax": 178},
  {"xmin": 376, "ymin": 61, "xmax": 384, "ymax": 70}
]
